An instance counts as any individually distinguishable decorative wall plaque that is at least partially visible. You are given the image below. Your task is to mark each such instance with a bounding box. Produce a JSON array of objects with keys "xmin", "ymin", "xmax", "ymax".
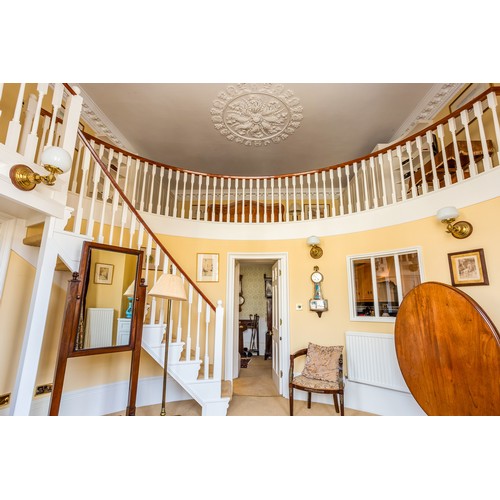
[{"xmin": 211, "ymin": 83, "xmax": 303, "ymax": 146}]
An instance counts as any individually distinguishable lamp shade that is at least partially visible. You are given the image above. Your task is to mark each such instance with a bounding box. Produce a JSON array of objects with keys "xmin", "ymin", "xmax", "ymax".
[
  {"xmin": 41, "ymin": 146, "xmax": 72, "ymax": 173},
  {"xmin": 307, "ymin": 235, "xmax": 320, "ymax": 246},
  {"xmin": 436, "ymin": 206, "xmax": 459, "ymax": 221},
  {"xmin": 148, "ymin": 273, "xmax": 187, "ymax": 301},
  {"xmin": 123, "ymin": 280, "xmax": 135, "ymax": 297}
]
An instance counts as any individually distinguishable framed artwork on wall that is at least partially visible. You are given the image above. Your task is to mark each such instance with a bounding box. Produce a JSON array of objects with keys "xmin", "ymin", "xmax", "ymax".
[
  {"xmin": 264, "ymin": 275, "xmax": 272, "ymax": 298},
  {"xmin": 448, "ymin": 248, "xmax": 489, "ymax": 287},
  {"xmin": 94, "ymin": 263, "xmax": 114, "ymax": 285},
  {"xmin": 197, "ymin": 253, "xmax": 219, "ymax": 282}
]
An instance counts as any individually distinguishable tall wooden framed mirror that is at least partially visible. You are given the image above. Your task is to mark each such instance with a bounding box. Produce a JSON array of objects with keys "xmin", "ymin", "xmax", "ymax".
[{"xmin": 49, "ymin": 242, "xmax": 147, "ymax": 416}]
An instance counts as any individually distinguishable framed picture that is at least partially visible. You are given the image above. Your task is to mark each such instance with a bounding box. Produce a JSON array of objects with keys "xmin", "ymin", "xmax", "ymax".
[
  {"xmin": 304, "ymin": 203, "xmax": 331, "ymax": 219},
  {"xmin": 197, "ymin": 253, "xmax": 219, "ymax": 282},
  {"xmin": 141, "ymin": 247, "xmax": 164, "ymax": 271},
  {"xmin": 448, "ymin": 249, "xmax": 489, "ymax": 287},
  {"xmin": 94, "ymin": 263, "xmax": 114, "ymax": 285},
  {"xmin": 264, "ymin": 276, "xmax": 272, "ymax": 298}
]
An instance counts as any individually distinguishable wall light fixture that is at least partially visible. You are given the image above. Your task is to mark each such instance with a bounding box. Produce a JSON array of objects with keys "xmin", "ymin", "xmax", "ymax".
[
  {"xmin": 436, "ymin": 206, "xmax": 473, "ymax": 239},
  {"xmin": 307, "ymin": 235, "xmax": 323, "ymax": 259}
]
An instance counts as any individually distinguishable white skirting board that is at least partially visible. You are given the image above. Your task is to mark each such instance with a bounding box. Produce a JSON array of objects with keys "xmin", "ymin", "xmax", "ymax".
[{"xmin": 0, "ymin": 375, "xmax": 193, "ymax": 417}]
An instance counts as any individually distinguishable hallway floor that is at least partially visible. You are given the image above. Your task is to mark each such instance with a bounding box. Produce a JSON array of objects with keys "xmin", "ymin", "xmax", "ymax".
[{"xmin": 110, "ymin": 356, "xmax": 375, "ymax": 416}]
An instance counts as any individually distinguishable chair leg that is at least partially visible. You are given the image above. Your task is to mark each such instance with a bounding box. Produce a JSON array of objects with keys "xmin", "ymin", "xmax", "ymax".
[
  {"xmin": 307, "ymin": 392, "xmax": 311, "ymax": 409},
  {"xmin": 333, "ymin": 393, "xmax": 340, "ymax": 414},
  {"xmin": 289, "ymin": 387, "xmax": 294, "ymax": 416},
  {"xmin": 340, "ymin": 391, "xmax": 344, "ymax": 416}
]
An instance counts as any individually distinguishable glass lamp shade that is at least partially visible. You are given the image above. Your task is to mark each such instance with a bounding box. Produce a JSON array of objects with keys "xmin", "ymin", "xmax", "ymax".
[
  {"xmin": 41, "ymin": 146, "xmax": 72, "ymax": 173},
  {"xmin": 148, "ymin": 274, "xmax": 187, "ymax": 301},
  {"xmin": 307, "ymin": 235, "xmax": 320, "ymax": 246},
  {"xmin": 436, "ymin": 206, "xmax": 459, "ymax": 221}
]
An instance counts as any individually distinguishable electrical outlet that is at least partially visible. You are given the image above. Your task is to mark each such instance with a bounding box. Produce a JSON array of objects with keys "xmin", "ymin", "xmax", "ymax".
[
  {"xmin": 35, "ymin": 384, "xmax": 53, "ymax": 396},
  {"xmin": 0, "ymin": 393, "xmax": 11, "ymax": 407}
]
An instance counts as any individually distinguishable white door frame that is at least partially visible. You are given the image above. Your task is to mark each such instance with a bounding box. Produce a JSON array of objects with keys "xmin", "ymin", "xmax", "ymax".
[{"xmin": 225, "ymin": 252, "xmax": 289, "ymax": 398}]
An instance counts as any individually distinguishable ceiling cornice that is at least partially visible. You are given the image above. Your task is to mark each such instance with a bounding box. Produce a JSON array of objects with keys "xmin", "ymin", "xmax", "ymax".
[
  {"xmin": 73, "ymin": 84, "xmax": 138, "ymax": 153},
  {"xmin": 389, "ymin": 83, "xmax": 463, "ymax": 141}
]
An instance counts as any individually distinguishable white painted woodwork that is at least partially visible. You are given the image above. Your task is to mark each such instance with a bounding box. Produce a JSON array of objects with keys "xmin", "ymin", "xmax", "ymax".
[{"xmin": 271, "ymin": 260, "xmax": 281, "ymax": 394}]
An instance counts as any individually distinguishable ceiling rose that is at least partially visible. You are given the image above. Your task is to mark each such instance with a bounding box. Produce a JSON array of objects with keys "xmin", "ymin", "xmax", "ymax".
[{"xmin": 211, "ymin": 83, "xmax": 303, "ymax": 146}]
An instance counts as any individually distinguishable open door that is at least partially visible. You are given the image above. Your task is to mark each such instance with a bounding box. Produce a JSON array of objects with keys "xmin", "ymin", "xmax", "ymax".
[
  {"xmin": 271, "ymin": 260, "xmax": 281, "ymax": 394},
  {"xmin": 232, "ymin": 261, "xmax": 241, "ymax": 377}
]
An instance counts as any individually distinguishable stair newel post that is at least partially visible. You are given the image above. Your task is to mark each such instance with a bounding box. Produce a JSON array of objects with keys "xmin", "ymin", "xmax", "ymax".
[
  {"xmin": 195, "ymin": 294, "xmax": 202, "ymax": 361},
  {"xmin": 213, "ymin": 300, "xmax": 224, "ymax": 382},
  {"xmin": 425, "ymin": 130, "xmax": 440, "ymax": 191},
  {"xmin": 486, "ymin": 92, "xmax": 500, "ymax": 167},
  {"xmin": 473, "ymin": 100, "xmax": 492, "ymax": 171},
  {"xmin": 186, "ymin": 284, "xmax": 193, "ymax": 361},
  {"xmin": 204, "ymin": 302, "xmax": 210, "ymax": 380},
  {"xmin": 415, "ymin": 136, "xmax": 428, "ymax": 195},
  {"xmin": 5, "ymin": 83, "xmax": 26, "ymax": 151}
]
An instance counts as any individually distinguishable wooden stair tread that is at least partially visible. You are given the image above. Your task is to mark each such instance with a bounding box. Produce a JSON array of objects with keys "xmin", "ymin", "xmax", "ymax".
[{"xmin": 23, "ymin": 234, "xmax": 43, "ymax": 247}]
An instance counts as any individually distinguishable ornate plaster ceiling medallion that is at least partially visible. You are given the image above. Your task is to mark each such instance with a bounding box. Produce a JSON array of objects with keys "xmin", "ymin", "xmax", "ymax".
[{"xmin": 211, "ymin": 83, "xmax": 303, "ymax": 146}]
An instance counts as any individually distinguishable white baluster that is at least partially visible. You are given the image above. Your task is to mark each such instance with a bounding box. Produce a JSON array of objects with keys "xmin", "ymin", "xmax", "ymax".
[
  {"xmin": 98, "ymin": 171, "xmax": 111, "ymax": 244},
  {"xmin": 211, "ymin": 176, "xmax": 218, "ymax": 222},
  {"xmin": 249, "ymin": 178, "xmax": 253, "ymax": 224},
  {"xmin": 73, "ymin": 145, "xmax": 91, "ymax": 235},
  {"xmin": 218, "ymin": 177, "xmax": 224, "ymax": 222},
  {"xmin": 361, "ymin": 159, "xmax": 369, "ymax": 209},
  {"xmin": 437, "ymin": 124, "xmax": 451, "ymax": 186},
  {"xmin": 226, "ymin": 178, "xmax": 232, "ymax": 221},
  {"xmin": 213, "ymin": 300, "xmax": 224, "ymax": 382},
  {"xmin": 150, "ymin": 244, "xmax": 161, "ymax": 325},
  {"xmin": 299, "ymin": 175, "xmax": 304, "ymax": 220},
  {"xmin": 196, "ymin": 174, "xmax": 203, "ymax": 220},
  {"xmin": 148, "ymin": 164, "xmax": 157, "ymax": 214},
  {"xmin": 256, "ymin": 178, "xmax": 260, "ymax": 223},
  {"xmin": 406, "ymin": 141, "xmax": 417, "ymax": 199},
  {"xmin": 139, "ymin": 162, "xmax": 149, "ymax": 212},
  {"xmin": 415, "ymin": 137, "xmax": 428, "ymax": 195},
  {"xmin": 204, "ymin": 175, "xmax": 210, "ymax": 222},
  {"xmin": 369, "ymin": 157, "xmax": 378, "ymax": 208},
  {"xmin": 425, "ymin": 131, "xmax": 439, "ymax": 191},
  {"xmin": 314, "ymin": 172, "xmax": 320, "ymax": 218},
  {"xmin": 263, "ymin": 178, "xmax": 267, "ymax": 223},
  {"xmin": 271, "ymin": 178, "xmax": 275, "ymax": 223},
  {"xmin": 322, "ymin": 171, "xmax": 328, "ymax": 217},
  {"xmin": 70, "ymin": 144, "xmax": 82, "ymax": 194},
  {"xmin": 285, "ymin": 177, "xmax": 290, "ymax": 222},
  {"xmin": 277, "ymin": 177, "xmax": 282, "ymax": 222},
  {"xmin": 47, "ymin": 83, "xmax": 64, "ymax": 148},
  {"xmin": 473, "ymin": 100, "xmax": 492, "ymax": 171},
  {"xmin": 306, "ymin": 174, "xmax": 312, "ymax": 219},
  {"xmin": 337, "ymin": 168, "xmax": 345, "ymax": 215},
  {"xmin": 157, "ymin": 166, "xmax": 165, "ymax": 214},
  {"xmin": 188, "ymin": 173, "xmax": 195, "ymax": 219},
  {"xmin": 180, "ymin": 170, "xmax": 188, "ymax": 218},
  {"xmin": 5, "ymin": 83, "xmax": 26, "ymax": 151},
  {"xmin": 108, "ymin": 157, "xmax": 120, "ymax": 245},
  {"xmin": 165, "ymin": 169, "xmax": 173, "ymax": 216},
  {"xmin": 195, "ymin": 295, "xmax": 202, "ymax": 361},
  {"xmin": 131, "ymin": 158, "xmax": 140, "ymax": 210},
  {"xmin": 86, "ymin": 142, "xmax": 104, "ymax": 238},
  {"xmin": 176, "ymin": 277, "xmax": 185, "ymax": 342},
  {"xmin": 344, "ymin": 166, "xmax": 352, "ymax": 214},
  {"xmin": 173, "ymin": 170, "xmax": 180, "ymax": 217},
  {"xmin": 234, "ymin": 178, "xmax": 239, "ymax": 223},
  {"xmin": 118, "ymin": 204, "xmax": 129, "ymax": 247},
  {"xmin": 19, "ymin": 93, "xmax": 37, "ymax": 155},
  {"xmin": 396, "ymin": 146, "xmax": 406, "ymax": 201},
  {"xmin": 24, "ymin": 83, "xmax": 48, "ymax": 162},
  {"xmin": 186, "ymin": 285, "xmax": 193, "ymax": 361},
  {"xmin": 486, "ymin": 92, "xmax": 500, "ymax": 167},
  {"xmin": 128, "ymin": 216, "xmax": 137, "ymax": 249},
  {"xmin": 448, "ymin": 117, "xmax": 464, "ymax": 182},
  {"xmin": 377, "ymin": 155, "xmax": 388, "ymax": 206},
  {"xmin": 241, "ymin": 178, "xmax": 246, "ymax": 223},
  {"xmin": 204, "ymin": 303, "xmax": 210, "ymax": 379},
  {"xmin": 35, "ymin": 115, "xmax": 51, "ymax": 164},
  {"xmin": 329, "ymin": 170, "xmax": 336, "ymax": 216}
]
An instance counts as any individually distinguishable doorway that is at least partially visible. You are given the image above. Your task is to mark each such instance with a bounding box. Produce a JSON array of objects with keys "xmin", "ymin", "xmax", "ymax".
[{"xmin": 225, "ymin": 253, "xmax": 289, "ymax": 398}]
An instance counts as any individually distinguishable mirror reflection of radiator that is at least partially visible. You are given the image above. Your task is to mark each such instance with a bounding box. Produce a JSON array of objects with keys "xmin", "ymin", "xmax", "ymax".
[{"xmin": 85, "ymin": 308, "xmax": 114, "ymax": 348}]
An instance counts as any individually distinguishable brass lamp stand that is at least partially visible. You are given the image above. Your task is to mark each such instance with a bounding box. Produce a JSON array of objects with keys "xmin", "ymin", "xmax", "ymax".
[{"xmin": 148, "ymin": 273, "xmax": 187, "ymax": 416}]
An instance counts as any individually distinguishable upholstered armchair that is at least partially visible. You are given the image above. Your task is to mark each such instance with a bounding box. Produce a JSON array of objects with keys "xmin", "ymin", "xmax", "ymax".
[{"xmin": 289, "ymin": 343, "xmax": 344, "ymax": 416}]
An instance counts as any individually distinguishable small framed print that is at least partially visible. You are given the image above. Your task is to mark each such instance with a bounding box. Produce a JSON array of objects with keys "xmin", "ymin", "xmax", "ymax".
[
  {"xmin": 94, "ymin": 263, "xmax": 114, "ymax": 285},
  {"xmin": 448, "ymin": 248, "xmax": 489, "ymax": 287},
  {"xmin": 197, "ymin": 253, "xmax": 219, "ymax": 282},
  {"xmin": 264, "ymin": 276, "xmax": 272, "ymax": 298}
]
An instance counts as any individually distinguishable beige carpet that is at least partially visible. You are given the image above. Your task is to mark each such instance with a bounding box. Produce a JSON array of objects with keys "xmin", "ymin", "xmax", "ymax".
[{"xmin": 107, "ymin": 355, "xmax": 375, "ymax": 416}]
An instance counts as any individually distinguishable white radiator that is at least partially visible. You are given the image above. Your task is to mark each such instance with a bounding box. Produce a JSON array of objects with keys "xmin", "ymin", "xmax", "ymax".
[
  {"xmin": 345, "ymin": 331, "xmax": 409, "ymax": 392},
  {"xmin": 85, "ymin": 308, "xmax": 114, "ymax": 348}
]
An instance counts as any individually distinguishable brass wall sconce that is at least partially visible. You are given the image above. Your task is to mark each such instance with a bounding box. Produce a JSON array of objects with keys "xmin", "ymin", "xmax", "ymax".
[
  {"xmin": 436, "ymin": 206, "xmax": 473, "ymax": 239},
  {"xmin": 307, "ymin": 236, "xmax": 323, "ymax": 259},
  {"xmin": 10, "ymin": 146, "xmax": 72, "ymax": 191}
]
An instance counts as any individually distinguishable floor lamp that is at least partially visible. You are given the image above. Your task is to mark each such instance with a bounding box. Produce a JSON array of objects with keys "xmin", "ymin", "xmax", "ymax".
[{"xmin": 148, "ymin": 273, "xmax": 187, "ymax": 416}]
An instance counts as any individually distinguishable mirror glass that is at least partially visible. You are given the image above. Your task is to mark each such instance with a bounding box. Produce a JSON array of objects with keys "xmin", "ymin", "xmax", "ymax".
[{"xmin": 75, "ymin": 247, "xmax": 140, "ymax": 351}]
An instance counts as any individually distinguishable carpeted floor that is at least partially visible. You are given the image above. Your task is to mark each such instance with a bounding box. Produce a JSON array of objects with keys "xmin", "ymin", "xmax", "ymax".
[{"xmin": 107, "ymin": 355, "xmax": 375, "ymax": 416}]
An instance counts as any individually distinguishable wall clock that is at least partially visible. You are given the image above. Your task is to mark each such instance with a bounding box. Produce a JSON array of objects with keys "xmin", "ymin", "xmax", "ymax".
[{"xmin": 309, "ymin": 266, "xmax": 328, "ymax": 317}]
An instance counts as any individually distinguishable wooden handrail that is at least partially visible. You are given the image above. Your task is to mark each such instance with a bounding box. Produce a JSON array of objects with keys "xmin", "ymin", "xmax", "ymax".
[
  {"xmin": 66, "ymin": 83, "xmax": 499, "ymax": 181},
  {"xmin": 76, "ymin": 129, "xmax": 216, "ymax": 311}
]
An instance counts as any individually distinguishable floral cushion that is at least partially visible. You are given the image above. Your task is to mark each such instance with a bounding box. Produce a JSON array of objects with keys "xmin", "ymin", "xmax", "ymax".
[
  {"xmin": 301, "ymin": 343, "xmax": 343, "ymax": 383},
  {"xmin": 292, "ymin": 375, "xmax": 341, "ymax": 390}
]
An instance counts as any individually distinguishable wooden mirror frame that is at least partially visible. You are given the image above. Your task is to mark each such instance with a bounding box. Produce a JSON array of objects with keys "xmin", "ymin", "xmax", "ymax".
[{"xmin": 49, "ymin": 242, "xmax": 147, "ymax": 416}]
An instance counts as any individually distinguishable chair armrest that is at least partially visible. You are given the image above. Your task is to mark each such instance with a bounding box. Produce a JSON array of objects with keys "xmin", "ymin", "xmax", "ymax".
[{"xmin": 289, "ymin": 348, "xmax": 308, "ymax": 383}]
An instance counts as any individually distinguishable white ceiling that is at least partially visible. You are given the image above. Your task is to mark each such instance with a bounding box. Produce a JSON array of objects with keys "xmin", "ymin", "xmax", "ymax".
[{"xmin": 78, "ymin": 83, "xmax": 459, "ymax": 177}]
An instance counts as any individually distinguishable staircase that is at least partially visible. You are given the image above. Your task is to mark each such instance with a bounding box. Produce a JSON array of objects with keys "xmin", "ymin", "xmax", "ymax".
[{"xmin": 0, "ymin": 82, "xmax": 229, "ymax": 416}]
